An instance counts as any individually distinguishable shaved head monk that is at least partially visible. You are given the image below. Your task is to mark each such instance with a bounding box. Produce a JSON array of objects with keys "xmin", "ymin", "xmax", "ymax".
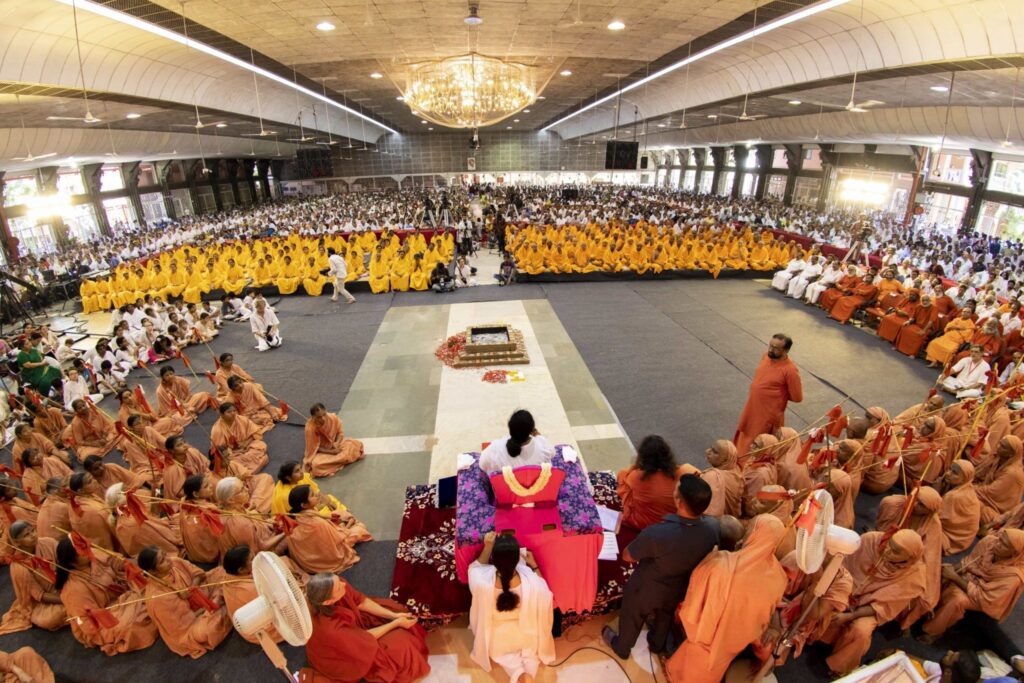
[{"xmin": 734, "ymin": 334, "xmax": 802, "ymax": 456}]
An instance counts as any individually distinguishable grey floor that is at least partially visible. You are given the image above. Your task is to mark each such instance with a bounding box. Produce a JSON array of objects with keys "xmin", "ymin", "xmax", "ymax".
[{"xmin": 0, "ymin": 279, "xmax": 1014, "ymax": 682}]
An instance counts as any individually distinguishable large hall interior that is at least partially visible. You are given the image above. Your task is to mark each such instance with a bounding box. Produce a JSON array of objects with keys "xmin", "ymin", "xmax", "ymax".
[{"xmin": 0, "ymin": 1, "xmax": 1023, "ymax": 682}]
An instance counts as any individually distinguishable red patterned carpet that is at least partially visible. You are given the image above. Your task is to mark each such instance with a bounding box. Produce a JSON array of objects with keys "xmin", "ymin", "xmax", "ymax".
[{"xmin": 390, "ymin": 471, "xmax": 634, "ymax": 627}]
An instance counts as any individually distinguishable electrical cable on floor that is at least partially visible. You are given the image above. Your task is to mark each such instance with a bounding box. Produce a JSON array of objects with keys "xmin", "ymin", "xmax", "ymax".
[{"xmin": 549, "ymin": 645, "xmax": 635, "ymax": 682}]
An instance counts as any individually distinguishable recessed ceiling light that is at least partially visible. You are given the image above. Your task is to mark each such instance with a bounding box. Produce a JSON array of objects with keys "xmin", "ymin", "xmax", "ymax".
[
  {"xmin": 657, "ymin": 123, "xmax": 666, "ymax": 128},
  {"xmin": 125, "ymin": 112, "xmax": 141, "ymax": 119},
  {"xmin": 428, "ymin": 127, "xmax": 434, "ymax": 131},
  {"xmin": 316, "ymin": 21, "xmax": 335, "ymax": 31},
  {"xmin": 788, "ymin": 99, "xmax": 801, "ymax": 105},
  {"xmin": 707, "ymin": 114, "xmax": 717, "ymax": 119},
  {"xmin": 507, "ymin": 126, "xmax": 513, "ymax": 129},
  {"xmin": 559, "ymin": 70, "xmax": 572, "ymax": 77},
  {"xmin": 396, "ymin": 96, "xmax": 404, "ymax": 101},
  {"xmin": 370, "ymin": 71, "xmax": 383, "ymax": 79},
  {"xmin": 216, "ymin": 123, "xmax": 227, "ymax": 128},
  {"xmin": 513, "ymin": 118, "xmax": 520, "ymax": 122},
  {"xmin": 524, "ymin": 109, "xmax": 531, "ymax": 113},
  {"xmin": 421, "ymin": 120, "xmax": 427, "ymax": 124},
  {"xmin": 930, "ymin": 85, "xmax": 949, "ymax": 92},
  {"xmin": 1001, "ymin": 140, "xmax": 1014, "ymax": 148},
  {"xmin": 607, "ymin": 20, "xmax": 625, "ymax": 30}
]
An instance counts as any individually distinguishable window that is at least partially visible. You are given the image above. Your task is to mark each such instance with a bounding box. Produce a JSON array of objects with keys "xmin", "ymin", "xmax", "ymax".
[
  {"xmin": 8, "ymin": 217, "xmax": 55, "ymax": 257},
  {"xmin": 171, "ymin": 188, "xmax": 193, "ymax": 216},
  {"xmin": 138, "ymin": 164, "xmax": 159, "ymax": 187},
  {"xmin": 772, "ymin": 149, "xmax": 788, "ymax": 168},
  {"xmin": 56, "ymin": 171, "xmax": 85, "ymax": 196},
  {"xmin": 744, "ymin": 149, "xmax": 757, "ymax": 169},
  {"xmin": 669, "ymin": 168, "xmax": 681, "ymax": 187},
  {"xmin": 792, "ymin": 177, "xmax": 820, "ymax": 205},
  {"xmin": 765, "ymin": 174, "xmax": 786, "ymax": 199},
  {"xmin": 720, "ymin": 171, "xmax": 735, "ymax": 196},
  {"xmin": 103, "ymin": 197, "xmax": 135, "ymax": 233},
  {"xmin": 64, "ymin": 204, "xmax": 101, "ymax": 244},
  {"xmin": 140, "ymin": 192, "xmax": 168, "ymax": 223},
  {"xmin": 988, "ymin": 159, "xmax": 1024, "ymax": 195},
  {"xmin": 976, "ymin": 201, "xmax": 1024, "ymax": 241},
  {"xmin": 930, "ymin": 152, "xmax": 971, "ymax": 186},
  {"xmin": 3, "ymin": 176, "xmax": 37, "ymax": 206},
  {"xmin": 100, "ymin": 168, "xmax": 124, "ymax": 192},
  {"xmin": 683, "ymin": 170, "xmax": 696, "ymax": 191}
]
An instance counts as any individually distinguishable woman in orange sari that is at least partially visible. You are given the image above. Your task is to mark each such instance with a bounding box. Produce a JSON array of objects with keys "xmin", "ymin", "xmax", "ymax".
[
  {"xmin": 303, "ymin": 403, "xmax": 365, "ymax": 478},
  {"xmin": 117, "ymin": 388, "xmax": 187, "ymax": 439},
  {"xmin": 285, "ymin": 485, "xmax": 371, "ymax": 575},
  {"xmin": 210, "ymin": 403, "xmax": 269, "ymax": 475}
]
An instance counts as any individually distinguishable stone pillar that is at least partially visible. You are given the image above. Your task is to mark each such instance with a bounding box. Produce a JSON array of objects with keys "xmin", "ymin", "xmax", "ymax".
[
  {"xmin": 82, "ymin": 163, "xmax": 112, "ymax": 236},
  {"xmin": 960, "ymin": 148, "xmax": 992, "ymax": 236},
  {"xmin": 270, "ymin": 160, "xmax": 285, "ymax": 199},
  {"xmin": 242, "ymin": 159, "xmax": 258, "ymax": 205},
  {"xmin": 692, "ymin": 148, "xmax": 707, "ymax": 193},
  {"xmin": 815, "ymin": 144, "xmax": 837, "ymax": 213},
  {"xmin": 153, "ymin": 160, "xmax": 177, "ymax": 220},
  {"xmin": 782, "ymin": 144, "xmax": 804, "ymax": 207},
  {"xmin": 730, "ymin": 145, "xmax": 745, "ymax": 198},
  {"xmin": 120, "ymin": 162, "xmax": 144, "ymax": 228},
  {"xmin": 256, "ymin": 160, "xmax": 272, "ymax": 200},
  {"xmin": 35, "ymin": 166, "xmax": 69, "ymax": 246},
  {"xmin": 185, "ymin": 160, "xmax": 204, "ymax": 214},
  {"xmin": 754, "ymin": 145, "xmax": 773, "ymax": 200},
  {"xmin": 226, "ymin": 159, "xmax": 242, "ymax": 206},
  {"xmin": 709, "ymin": 147, "xmax": 726, "ymax": 196},
  {"xmin": 676, "ymin": 149, "xmax": 690, "ymax": 189}
]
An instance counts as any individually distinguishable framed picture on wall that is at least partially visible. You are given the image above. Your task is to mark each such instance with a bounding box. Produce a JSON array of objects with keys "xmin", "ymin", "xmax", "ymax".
[{"xmin": 467, "ymin": 157, "xmax": 477, "ymax": 171}]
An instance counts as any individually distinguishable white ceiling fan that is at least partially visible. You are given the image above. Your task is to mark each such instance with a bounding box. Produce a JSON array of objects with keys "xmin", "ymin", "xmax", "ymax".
[
  {"xmin": 47, "ymin": 0, "xmax": 100, "ymax": 124},
  {"xmin": 171, "ymin": 113, "xmax": 227, "ymax": 129},
  {"xmin": 240, "ymin": 52, "xmax": 276, "ymax": 137},
  {"xmin": 11, "ymin": 96, "xmax": 58, "ymax": 161},
  {"xmin": 286, "ymin": 111, "xmax": 317, "ymax": 143},
  {"xmin": 798, "ymin": 69, "xmax": 884, "ymax": 114},
  {"xmin": 557, "ymin": 0, "xmax": 603, "ymax": 29}
]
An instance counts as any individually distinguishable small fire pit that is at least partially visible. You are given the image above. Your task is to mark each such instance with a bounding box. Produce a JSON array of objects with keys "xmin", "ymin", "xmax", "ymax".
[{"xmin": 453, "ymin": 324, "xmax": 529, "ymax": 367}]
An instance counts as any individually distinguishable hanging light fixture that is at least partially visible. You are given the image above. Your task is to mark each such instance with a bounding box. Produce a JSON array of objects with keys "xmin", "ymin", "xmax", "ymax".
[{"xmin": 402, "ymin": 52, "xmax": 536, "ymax": 129}]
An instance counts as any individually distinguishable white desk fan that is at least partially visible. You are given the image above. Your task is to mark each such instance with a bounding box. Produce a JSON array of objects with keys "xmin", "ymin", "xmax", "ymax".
[{"xmin": 232, "ymin": 552, "xmax": 313, "ymax": 683}]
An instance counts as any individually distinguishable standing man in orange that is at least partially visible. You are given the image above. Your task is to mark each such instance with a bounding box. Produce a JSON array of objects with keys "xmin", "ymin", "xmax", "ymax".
[{"xmin": 733, "ymin": 334, "xmax": 803, "ymax": 456}]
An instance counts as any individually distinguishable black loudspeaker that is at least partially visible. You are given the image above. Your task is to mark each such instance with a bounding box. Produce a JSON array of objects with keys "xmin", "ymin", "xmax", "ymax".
[
  {"xmin": 640, "ymin": 155, "xmax": 649, "ymax": 170},
  {"xmin": 605, "ymin": 140, "xmax": 640, "ymax": 170},
  {"xmin": 561, "ymin": 188, "xmax": 579, "ymax": 200}
]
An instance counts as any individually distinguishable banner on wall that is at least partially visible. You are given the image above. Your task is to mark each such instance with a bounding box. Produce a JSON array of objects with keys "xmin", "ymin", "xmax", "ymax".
[{"xmin": 467, "ymin": 157, "xmax": 476, "ymax": 171}]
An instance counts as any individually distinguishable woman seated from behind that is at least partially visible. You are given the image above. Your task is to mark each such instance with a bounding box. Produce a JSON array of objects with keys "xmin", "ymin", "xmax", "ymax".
[
  {"xmin": 617, "ymin": 435, "xmax": 683, "ymax": 535},
  {"xmin": 302, "ymin": 572, "xmax": 430, "ymax": 683},
  {"xmin": 469, "ymin": 532, "xmax": 554, "ymax": 683},
  {"xmin": 270, "ymin": 461, "xmax": 344, "ymax": 517},
  {"xmin": 479, "ymin": 410, "xmax": 555, "ymax": 474}
]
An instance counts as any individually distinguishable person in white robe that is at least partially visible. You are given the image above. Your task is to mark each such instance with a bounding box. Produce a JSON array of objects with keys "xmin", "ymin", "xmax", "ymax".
[
  {"xmin": 250, "ymin": 299, "xmax": 282, "ymax": 352},
  {"xmin": 771, "ymin": 256, "xmax": 806, "ymax": 292},
  {"xmin": 787, "ymin": 255, "xmax": 823, "ymax": 299},
  {"xmin": 805, "ymin": 261, "xmax": 846, "ymax": 304},
  {"xmin": 939, "ymin": 346, "xmax": 991, "ymax": 399},
  {"xmin": 478, "ymin": 410, "xmax": 555, "ymax": 473},
  {"xmin": 469, "ymin": 533, "xmax": 555, "ymax": 683}
]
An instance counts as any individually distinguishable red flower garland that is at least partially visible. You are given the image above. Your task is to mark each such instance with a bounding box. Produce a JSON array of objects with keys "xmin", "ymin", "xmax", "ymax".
[
  {"xmin": 482, "ymin": 370, "xmax": 510, "ymax": 384},
  {"xmin": 434, "ymin": 333, "xmax": 467, "ymax": 369}
]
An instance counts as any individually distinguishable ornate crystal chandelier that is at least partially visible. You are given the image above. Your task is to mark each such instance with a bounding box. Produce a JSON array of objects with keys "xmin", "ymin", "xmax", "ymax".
[{"xmin": 403, "ymin": 53, "xmax": 536, "ymax": 129}]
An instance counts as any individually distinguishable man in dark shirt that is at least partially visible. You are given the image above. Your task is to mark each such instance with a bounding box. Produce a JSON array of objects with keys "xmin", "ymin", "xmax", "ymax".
[{"xmin": 603, "ymin": 474, "xmax": 720, "ymax": 659}]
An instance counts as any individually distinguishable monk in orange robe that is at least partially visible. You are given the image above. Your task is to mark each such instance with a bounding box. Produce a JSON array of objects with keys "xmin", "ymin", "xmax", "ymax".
[
  {"xmin": 284, "ymin": 484, "xmax": 371, "ymax": 574},
  {"xmin": 817, "ymin": 529, "xmax": 927, "ymax": 675},
  {"xmin": 137, "ymin": 546, "xmax": 232, "ymax": 658},
  {"xmin": 216, "ymin": 544, "xmax": 308, "ymax": 644},
  {"xmin": 775, "ymin": 426, "xmax": 813, "ymax": 493},
  {"xmin": 876, "ymin": 292, "xmax": 919, "ymax": 342},
  {"xmin": 976, "ymin": 435, "xmax": 1024, "ymax": 524},
  {"xmin": 12, "ymin": 424, "xmax": 70, "ymax": 470},
  {"xmin": 107, "ymin": 483, "xmax": 182, "ymax": 557},
  {"xmin": 156, "ymin": 367, "xmax": 213, "ymax": 423},
  {"xmin": 0, "ymin": 646, "xmax": 55, "ymax": 683},
  {"xmin": 210, "ymin": 404, "xmax": 269, "ymax": 475},
  {"xmin": 695, "ymin": 439, "xmax": 744, "ymax": 517},
  {"xmin": 179, "ymin": 475, "xmax": 222, "ymax": 564},
  {"xmin": 0, "ymin": 521, "xmax": 65, "ymax": 634},
  {"xmin": 66, "ymin": 400, "xmax": 125, "ymax": 460},
  {"xmin": 25, "ymin": 402, "xmax": 68, "ymax": 448},
  {"xmin": 117, "ymin": 388, "xmax": 187, "ymax": 439},
  {"xmin": 734, "ymin": 335, "xmax": 802, "ymax": 456},
  {"xmin": 920, "ymin": 529, "xmax": 1024, "ymax": 640},
  {"xmin": 67, "ymin": 471, "xmax": 120, "ymax": 552},
  {"xmin": 303, "ymin": 403, "xmax": 364, "ymax": 478},
  {"xmin": 829, "ymin": 274, "xmax": 878, "ymax": 324},
  {"xmin": 18, "ymin": 449, "xmax": 71, "ymax": 507},
  {"xmin": 875, "ymin": 488, "xmax": 943, "ymax": 629},
  {"xmin": 37, "ymin": 481, "xmax": 71, "ymax": 542},
  {"xmin": 119, "ymin": 416, "xmax": 167, "ymax": 486},
  {"xmin": 893, "ymin": 296, "xmax": 939, "ymax": 357},
  {"xmin": 213, "ymin": 477, "xmax": 285, "ymax": 557},
  {"xmin": 226, "ymin": 375, "xmax": 281, "ymax": 435},
  {"xmin": 939, "ymin": 460, "xmax": 981, "ymax": 554},
  {"xmin": 83, "ymin": 455, "xmax": 147, "ymax": 493},
  {"xmin": 55, "ymin": 535, "xmax": 159, "ymax": 654},
  {"xmin": 818, "ymin": 267, "xmax": 861, "ymax": 312},
  {"xmin": 213, "ymin": 353, "xmax": 264, "ymax": 404},
  {"xmin": 665, "ymin": 514, "xmax": 788, "ymax": 683}
]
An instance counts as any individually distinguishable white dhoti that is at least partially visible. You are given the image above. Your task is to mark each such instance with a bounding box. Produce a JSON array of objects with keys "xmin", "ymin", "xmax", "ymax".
[
  {"xmin": 805, "ymin": 282, "xmax": 830, "ymax": 304},
  {"xmin": 788, "ymin": 276, "xmax": 814, "ymax": 299},
  {"xmin": 772, "ymin": 270, "xmax": 799, "ymax": 291},
  {"xmin": 941, "ymin": 377, "xmax": 982, "ymax": 399}
]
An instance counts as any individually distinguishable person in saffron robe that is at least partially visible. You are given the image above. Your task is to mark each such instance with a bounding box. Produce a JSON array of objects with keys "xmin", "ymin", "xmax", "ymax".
[
  {"xmin": 740, "ymin": 433, "xmax": 781, "ymax": 515},
  {"xmin": 213, "ymin": 477, "xmax": 285, "ymax": 557},
  {"xmin": 37, "ymin": 479, "xmax": 71, "ymax": 543},
  {"xmin": 976, "ymin": 435, "xmax": 1024, "ymax": 524},
  {"xmin": 210, "ymin": 403, "xmax": 269, "ymax": 475},
  {"xmin": 939, "ymin": 460, "xmax": 981, "ymax": 555},
  {"xmin": 301, "ymin": 572, "xmax": 430, "ymax": 683},
  {"xmin": 17, "ymin": 450, "xmax": 69, "ymax": 508},
  {"xmin": 161, "ymin": 435, "xmax": 213, "ymax": 501},
  {"xmin": 12, "ymin": 424, "xmax": 70, "ymax": 469},
  {"xmin": 665, "ymin": 514, "xmax": 788, "ymax": 683},
  {"xmin": 136, "ymin": 546, "xmax": 232, "ymax": 659},
  {"xmin": 286, "ymin": 485, "xmax": 371, "ymax": 574},
  {"xmin": 775, "ymin": 426, "xmax": 813, "ymax": 493},
  {"xmin": 215, "ymin": 544, "xmax": 308, "ymax": 644},
  {"xmin": 105, "ymin": 483, "xmax": 182, "ymax": 557},
  {"xmin": 616, "ymin": 435, "xmax": 683, "ymax": 534},
  {"xmin": 0, "ymin": 646, "xmax": 54, "ymax": 683},
  {"xmin": 225, "ymin": 375, "xmax": 281, "ymax": 435},
  {"xmin": 66, "ymin": 400, "xmax": 125, "ymax": 460},
  {"xmin": 733, "ymin": 334, "xmax": 802, "ymax": 456},
  {"xmin": 920, "ymin": 529, "xmax": 1024, "ymax": 641},
  {"xmin": 156, "ymin": 367, "xmax": 212, "ymax": 423},
  {"xmin": 0, "ymin": 521, "xmax": 65, "ymax": 634},
  {"xmin": 816, "ymin": 529, "xmax": 927, "ymax": 675},
  {"xmin": 696, "ymin": 439, "xmax": 744, "ymax": 517},
  {"xmin": 876, "ymin": 291, "xmax": 920, "ymax": 342},
  {"xmin": 83, "ymin": 455, "xmax": 146, "ymax": 493},
  {"xmin": 213, "ymin": 353, "xmax": 264, "ymax": 404},
  {"xmin": 67, "ymin": 472, "xmax": 117, "ymax": 552},
  {"xmin": 119, "ymin": 415, "xmax": 166, "ymax": 487},
  {"xmin": 926, "ymin": 306, "xmax": 977, "ymax": 367},
  {"xmin": 25, "ymin": 401, "xmax": 68, "ymax": 450},
  {"xmin": 893, "ymin": 295, "xmax": 939, "ymax": 357},
  {"xmin": 469, "ymin": 532, "xmax": 555, "ymax": 682},
  {"xmin": 55, "ymin": 535, "xmax": 159, "ymax": 655},
  {"xmin": 829, "ymin": 273, "xmax": 879, "ymax": 324},
  {"xmin": 775, "ymin": 550, "xmax": 854, "ymax": 659},
  {"xmin": 117, "ymin": 388, "xmax": 187, "ymax": 439},
  {"xmin": 180, "ymin": 475, "xmax": 222, "ymax": 564},
  {"xmin": 303, "ymin": 403, "xmax": 364, "ymax": 477},
  {"xmin": 817, "ymin": 265, "xmax": 861, "ymax": 312},
  {"xmin": 271, "ymin": 462, "xmax": 344, "ymax": 517}
]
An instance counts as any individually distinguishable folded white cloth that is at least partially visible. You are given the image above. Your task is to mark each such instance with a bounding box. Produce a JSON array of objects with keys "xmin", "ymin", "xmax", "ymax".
[
  {"xmin": 561, "ymin": 446, "xmax": 578, "ymax": 463},
  {"xmin": 456, "ymin": 452, "xmax": 476, "ymax": 471}
]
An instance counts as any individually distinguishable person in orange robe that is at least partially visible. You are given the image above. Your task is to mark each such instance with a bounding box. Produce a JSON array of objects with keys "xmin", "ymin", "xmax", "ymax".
[
  {"xmin": 156, "ymin": 367, "xmax": 213, "ymax": 423},
  {"xmin": 816, "ymin": 529, "xmax": 927, "ymax": 675},
  {"xmin": 817, "ymin": 266, "xmax": 861, "ymax": 312},
  {"xmin": 0, "ymin": 521, "xmax": 65, "ymax": 634},
  {"xmin": 215, "ymin": 544, "xmax": 309, "ymax": 644},
  {"xmin": 120, "ymin": 416, "xmax": 166, "ymax": 487},
  {"xmin": 213, "ymin": 477, "xmax": 286, "ymax": 558},
  {"xmin": 983, "ymin": 394, "xmax": 1014, "ymax": 457},
  {"xmin": 616, "ymin": 435, "xmax": 683, "ymax": 533},
  {"xmin": 18, "ymin": 449, "xmax": 71, "ymax": 507},
  {"xmin": 695, "ymin": 439, "xmax": 744, "ymax": 517},
  {"xmin": 12, "ymin": 423, "xmax": 70, "ymax": 470},
  {"xmin": 775, "ymin": 426, "xmax": 813, "ymax": 493},
  {"xmin": 893, "ymin": 295, "xmax": 939, "ymax": 357},
  {"xmin": 829, "ymin": 274, "xmax": 878, "ymax": 324},
  {"xmin": 83, "ymin": 455, "xmax": 147, "ymax": 493},
  {"xmin": 874, "ymin": 488, "xmax": 943, "ymax": 629},
  {"xmin": 0, "ymin": 646, "xmax": 55, "ymax": 683},
  {"xmin": 285, "ymin": 485, "xmax": 371, "ymax": 574},
  {"xmin": 665, "ymin": 514, "xmax": 788, "ymax": 683},
  {"xmin": 976, "ymin": 435, "xmax": 1024, "ymax": 524},
  {"xmin": 54, "ymin": 535, "xmax": 159, "ymax": 654},
  {"xmin": 161, "ymin": 435, "xmax": 212, "ymax": 501},
  {"xmin": 776, "ymin": 549, "xmax": 854, "ymax": 659},
  {"xmin": 136, "ymin": 546, "xmax": 232, "ymax": 659},
  {"xmin": 213, "ymin": 353, "xmax": 264, "ymax": 404},
  {"xmin": 733, "ymin": 334, "xmax": 802, "ymax": 456},
  {"xmin": 117, "ymin": 388, "xmax": 187, "ymax": 440},
  {"xmin": 740, "ymin": 434, "xmax": 781, "ymax": 515},
  {"xmin": 179, "ymin": 475, "xmax": 222, "ymax": 564},
  {"xmin": 939, "ymin": 459, "xmax": 981, "ymax": 554},
  {"xmin": 66, "ymin": 472, "xmax": 118, "ymax": 552},
  {"xmin": 225, "ymin": 376, "xmax": 281, "ymax": 435},
  {"xmin": 66, "ymin": 400, "xmax": 125, "ymax": 460},
  {"xmin": 925, "ymin": 307, "xmax": 976, "ymax": 367},
  {"xmin": 302, "ymin": 572, "xmax": 429, "ymax": 683},
  {"xmin": 25, "ymin": 402, "xmax": 68, "ymax": 450},
  {"xmin": 106, "ymin": 483, "xmax": 182, "ymax": 557},
  {"xmin": 876, "ymin": 291, "xmax": 920, "ymax": 342},
  {"xmin": 0, "ymin": 478, "xmax": 38, "ymax": 566},
  {"xmin": 920, "ymin": 529, "xmax": 1024, "ymax": 640},
  {"xmin": 37, "ymin": 480, "xmax": 71, "ymax": 542},
  {"xmin": 303, "ymin": 403, "xmax": 365, "ymax": 478},
  {"xmin": 210, "ymin": 404, "xmax": 269, "ymax": 475}
]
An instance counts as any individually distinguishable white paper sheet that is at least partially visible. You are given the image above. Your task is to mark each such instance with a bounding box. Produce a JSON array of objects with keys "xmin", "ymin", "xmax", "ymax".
[
  {"xmin": 598, "ymin": 531, "xmax": 619, "ymax": 561},
  {"xmin": 596, "ymin": 505, "xmax": 621, "ymax": 533}
]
